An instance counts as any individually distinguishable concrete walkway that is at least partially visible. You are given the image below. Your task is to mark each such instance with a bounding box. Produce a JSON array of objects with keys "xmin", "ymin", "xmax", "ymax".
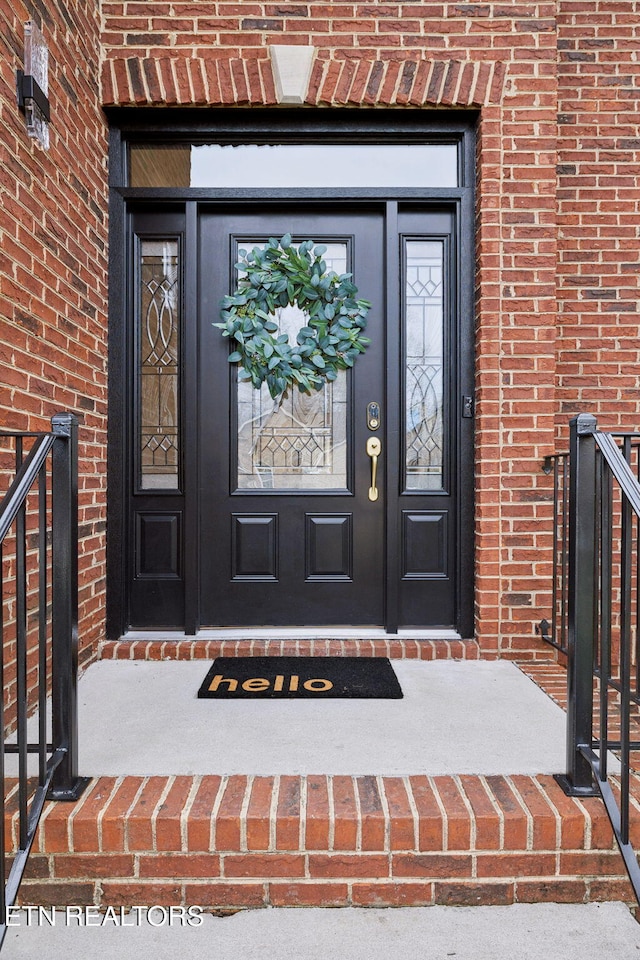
[
  {"xmin": 72, "ymin": 659, "xmax": 568, "ymax": 776},
  {"xmin": 4, "ymin": 904, "xmax": 640, "ymax": 959}
]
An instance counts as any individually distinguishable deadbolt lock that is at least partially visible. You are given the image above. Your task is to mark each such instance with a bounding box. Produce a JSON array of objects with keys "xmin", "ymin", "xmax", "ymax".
[{"xmin": 367, "ymin": 401, "xmax": 381, "ymax": 431}]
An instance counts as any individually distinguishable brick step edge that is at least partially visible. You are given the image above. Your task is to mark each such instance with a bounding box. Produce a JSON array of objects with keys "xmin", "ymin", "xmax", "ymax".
[
  {"xmin": 10, "ymin": 773, "xmax": 636, "ymax": 909},
  {"xmin": 98, "ymin": 639, "xmax": 481, "ymax": 661}
]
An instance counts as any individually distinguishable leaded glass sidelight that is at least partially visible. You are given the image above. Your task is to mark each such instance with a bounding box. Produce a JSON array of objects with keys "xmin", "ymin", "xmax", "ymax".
[
  {"xmin": 404, "ymin": 240, "xmax": 445, "ymax": 491},
  {"xmin": 236, "ymin": 243, "xmax": 348, "ymax": 491},
  {"xmin": 138, "ymin": 239, "xmax": 180, "ymax": 490}
]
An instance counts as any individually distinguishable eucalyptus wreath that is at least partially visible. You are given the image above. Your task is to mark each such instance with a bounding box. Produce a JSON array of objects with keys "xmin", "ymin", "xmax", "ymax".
[{"xmin": 214, "ymin": 234, "xmax": 371, "ymax": 400}]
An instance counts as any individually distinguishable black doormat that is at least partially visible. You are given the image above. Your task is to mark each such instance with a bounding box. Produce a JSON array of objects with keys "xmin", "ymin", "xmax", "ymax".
[{"xmin": 197, "ymin": 656, "xmax": 403, "ymax": 699}]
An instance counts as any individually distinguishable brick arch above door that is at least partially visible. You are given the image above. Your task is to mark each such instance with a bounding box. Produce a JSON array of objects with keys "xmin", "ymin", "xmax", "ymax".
[{"xmin": 101, "ymin": 55, "xmax": 507, "ymax": 109}]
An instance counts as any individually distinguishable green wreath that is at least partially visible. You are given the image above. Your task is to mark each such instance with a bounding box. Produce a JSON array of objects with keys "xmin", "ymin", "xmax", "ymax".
[{"xmin": 214, "ymin": 234, "xmax": 371, "ymax": 400}]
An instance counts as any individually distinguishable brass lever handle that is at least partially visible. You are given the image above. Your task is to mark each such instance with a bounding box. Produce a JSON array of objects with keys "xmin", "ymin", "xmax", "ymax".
[{"xmin": 366, "ymin": 436, "xmax": 381, "ymax": 502}]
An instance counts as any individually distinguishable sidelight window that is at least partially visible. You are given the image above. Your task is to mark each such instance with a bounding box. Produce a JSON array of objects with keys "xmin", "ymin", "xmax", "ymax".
[
  {"xmin": 404, "ymin": 239, "xmax": 445, "ymax": 491},
  {"xmin": 137, "ymin": 238, "xmax": 181, "ymax": 491}
]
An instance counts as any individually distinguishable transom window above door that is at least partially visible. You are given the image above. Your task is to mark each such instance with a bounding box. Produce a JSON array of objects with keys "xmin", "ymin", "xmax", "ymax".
[{"xmin": 128, "ymin": 142, "xmax": 459, "ymax": 188}]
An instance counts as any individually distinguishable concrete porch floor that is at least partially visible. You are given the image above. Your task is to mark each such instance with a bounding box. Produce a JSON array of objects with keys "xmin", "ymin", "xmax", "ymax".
[{"xmin": 73, "ymin": 659, "xmax": 567, "ymax": 777}]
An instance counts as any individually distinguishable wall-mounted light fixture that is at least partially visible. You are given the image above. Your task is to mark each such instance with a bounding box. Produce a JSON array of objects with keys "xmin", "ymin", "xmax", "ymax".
[{"xmin": 16, "ymin": 21, "xmax": 50, "ymax": 149}]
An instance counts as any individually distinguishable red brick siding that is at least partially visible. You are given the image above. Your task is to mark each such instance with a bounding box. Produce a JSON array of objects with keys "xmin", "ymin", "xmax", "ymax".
[
  {"xmin": 552, "ymin": 5, "xmax": 640, "ymax": 685},
  {"xmin": 0, "ymin": 1, "xmax": 109, "ymax": 678},
  {"xmin": 556, "ymin": 2, "xmax": 640, "ymax": 435}
]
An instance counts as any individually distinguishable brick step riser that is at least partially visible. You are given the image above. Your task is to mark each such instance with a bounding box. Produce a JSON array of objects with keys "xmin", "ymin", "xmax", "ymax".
[
  {"xmin": 10, "ymin": 773, "xmax": 635, "ymax": 910},
  {"xmin": 99, "ymin": 639, "xmax": 481, "ymax": 661}
]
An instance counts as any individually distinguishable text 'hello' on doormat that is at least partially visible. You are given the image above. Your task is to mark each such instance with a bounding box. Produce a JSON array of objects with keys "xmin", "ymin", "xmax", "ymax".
[{"xmin": 197, "ymin": 657, "xmax": 403, "ymax": 699}]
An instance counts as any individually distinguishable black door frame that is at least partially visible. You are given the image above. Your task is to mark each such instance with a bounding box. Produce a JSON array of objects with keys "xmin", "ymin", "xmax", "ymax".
[{"xmin": 106, "ymin": 107, "xmax": 477, "ymax": 639}]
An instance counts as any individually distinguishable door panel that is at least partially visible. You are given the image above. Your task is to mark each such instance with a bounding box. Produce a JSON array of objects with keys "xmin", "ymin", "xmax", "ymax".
[{"xmin": 199, "ymin": 209, "xmax": 385, "ymax": 626}]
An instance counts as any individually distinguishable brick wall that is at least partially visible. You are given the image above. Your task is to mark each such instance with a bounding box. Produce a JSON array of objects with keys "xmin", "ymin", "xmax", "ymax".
[
  {"xmin": 556, "ymin": 1, "xmax": 640, "ymax": 434},
  {"xmin": 552, "ymin": 2, "xmax": 640, "ymax": 704},
  {"xmin": 0, "ymin": 0, "xmax": 109, "ymax": 677}
]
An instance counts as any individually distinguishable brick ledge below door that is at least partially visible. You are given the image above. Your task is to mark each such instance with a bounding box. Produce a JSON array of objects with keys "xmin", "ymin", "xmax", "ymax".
[{"xmin": 99, "ymin": 638, "xmax": 480, "ymax": 661}]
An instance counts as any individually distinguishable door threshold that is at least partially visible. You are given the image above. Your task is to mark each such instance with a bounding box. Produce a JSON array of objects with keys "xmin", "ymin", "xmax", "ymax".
[{"xmin": 122, "ymin": 627, "xmax": 463, "ymax": 641}]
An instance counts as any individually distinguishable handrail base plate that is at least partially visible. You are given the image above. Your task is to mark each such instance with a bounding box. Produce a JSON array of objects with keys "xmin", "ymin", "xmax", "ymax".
[{"xmin": 47, "ymin": 776, "xmax": 91, "ymax": 802}]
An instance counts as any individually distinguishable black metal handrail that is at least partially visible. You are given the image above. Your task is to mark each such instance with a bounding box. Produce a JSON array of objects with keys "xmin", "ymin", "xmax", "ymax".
[
  {"xmin": 540, "ymin": 429, "xmax": 640, "ymax": 658},
  {"xmin": 539, "ymin": 449, "xmax": 570, "ymax": 655},
  {"xmin": 551, "ymin": 414, "xmax": 640, "ymax": 904},
  {"xmin": 0, "ymin": 414, "xmax": 89, "ymax": 949}
]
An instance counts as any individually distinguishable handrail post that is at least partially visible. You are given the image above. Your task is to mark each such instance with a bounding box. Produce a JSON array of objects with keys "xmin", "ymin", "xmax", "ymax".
[
  {"xmin": 48, "ymin": 413, "xmax": 89, "ymax": 801},
  {"xmin": 556, "ymin": 413, "xmax": 599, "ymax": 796}
]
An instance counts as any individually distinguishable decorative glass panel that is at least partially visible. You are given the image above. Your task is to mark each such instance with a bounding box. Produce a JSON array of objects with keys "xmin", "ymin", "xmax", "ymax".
[
  {"xmin": 404, "ymin": 240, "xmax": 445, "ymax": 491},
  {"xmin": 237, "ymin": 243, "xmax": 348, "ymax": 491},
  {"xmin": 138, "ymin": 239, "xmax": 180, "ymax": 490},
  {"xmin": 129, "ymin": 143, "xmax": 459, "ymax": 189}
]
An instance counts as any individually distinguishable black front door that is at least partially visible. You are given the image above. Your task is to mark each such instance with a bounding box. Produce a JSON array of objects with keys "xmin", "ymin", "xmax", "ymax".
[
  {"xmin": 198, "ymin": 204, "xmax": 462, "ymax": 629},
  {"xmin": 200, "ymin": 209, "xmax": 385, "ymax": 626},
  {"xmin": 124, "ymin": 201, "xmax": 471, "ymax": 632}
]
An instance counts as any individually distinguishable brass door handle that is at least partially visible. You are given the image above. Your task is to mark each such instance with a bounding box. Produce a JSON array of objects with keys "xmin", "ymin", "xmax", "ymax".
[{"xmin": 366, "ymin": 436, "xmax": 381, "ymax": 502}]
